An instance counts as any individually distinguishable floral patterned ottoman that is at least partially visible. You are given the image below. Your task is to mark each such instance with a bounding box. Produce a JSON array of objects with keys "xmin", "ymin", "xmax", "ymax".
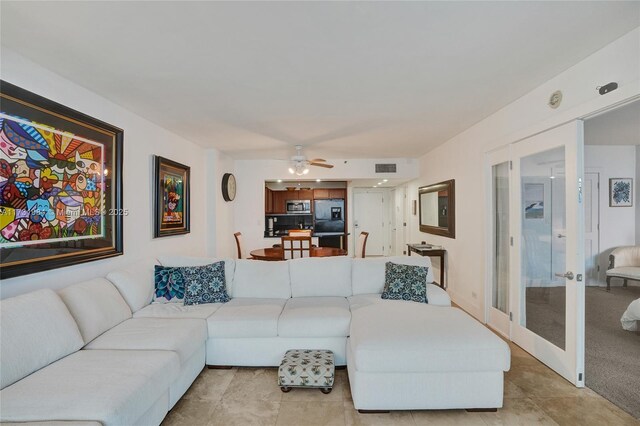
[{"xmin": 278, "ymin": 349, "xmax": 335, "ymax": 394}]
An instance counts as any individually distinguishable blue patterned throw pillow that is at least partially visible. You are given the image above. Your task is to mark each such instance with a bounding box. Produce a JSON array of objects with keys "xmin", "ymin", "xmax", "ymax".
[
  {"xmin": 381, "ymin": 262, "xmax": 429, "ymax": 303},
  {"xmin": 154, "ymin": 265, "xmax": 186, "ymax": 303},
  {"xmin": 183, "ymin": 261, "xmax": 230, "ymax": 305}
]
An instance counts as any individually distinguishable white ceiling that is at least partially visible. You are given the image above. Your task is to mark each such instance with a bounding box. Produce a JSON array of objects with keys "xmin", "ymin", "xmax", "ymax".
[
  {"xmin": 1, "ymin": 2, "xmax": 638, "ymax": 160},
  {"xmin": 585, "ymin": 100, "xmax": 640, "ymax": 146}
]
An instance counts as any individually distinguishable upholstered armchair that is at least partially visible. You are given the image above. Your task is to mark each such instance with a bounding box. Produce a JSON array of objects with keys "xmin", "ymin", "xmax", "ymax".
[{"xmin": 606, "ymin": 246, "xmax": 640, "ymax": 291}]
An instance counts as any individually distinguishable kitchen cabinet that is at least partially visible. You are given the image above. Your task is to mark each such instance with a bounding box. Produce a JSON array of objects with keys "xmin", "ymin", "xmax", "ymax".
[
  {"xmin": 313, "ymin": 189, "xmax": 330, "ymax": 199},
  {"xmin": 271, "ymin": 191, "xmax": 287, "ymax": 214},
  {"xmin": 265, "ymin": 188, "xmax": 274, "ymax": 213},
  {"xmin": 329, "ymin": 189, "xmax": 346, "ymax": 199},
  {"xmin": 314, "ymin": 188, "xmax": 345, "ymax": 199}
]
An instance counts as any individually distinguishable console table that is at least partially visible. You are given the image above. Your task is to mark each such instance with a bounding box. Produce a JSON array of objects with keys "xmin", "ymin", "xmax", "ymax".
[{"xmin": 407, "ymin": 244, "xmax": 446, "ymax": 289}]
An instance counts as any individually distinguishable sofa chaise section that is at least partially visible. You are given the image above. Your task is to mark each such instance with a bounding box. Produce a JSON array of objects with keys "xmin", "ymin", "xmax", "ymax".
[
  {"xmin": 347, "ymin": 302, "xmax": 510, "ymax": 411},
  {"xmin": 59, "ymin": 276, "xmax": 207, "ymax": 408},
  {"xmin": 0, "ymin": 350, "xmax": 178, "ymax": 425},
  {"xmin": 0, "ymin": 288, "xmax": 176, "ymax": 425}
]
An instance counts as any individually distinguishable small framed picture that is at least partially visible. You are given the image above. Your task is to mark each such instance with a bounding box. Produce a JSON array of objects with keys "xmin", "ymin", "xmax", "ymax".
[
  {"xmin": 610, "ymin": 178, "xmax": 633, "ymax": 207},
  {"xmin": 154, "ymin": 156, "xmax": 190, "ymax": 237}
]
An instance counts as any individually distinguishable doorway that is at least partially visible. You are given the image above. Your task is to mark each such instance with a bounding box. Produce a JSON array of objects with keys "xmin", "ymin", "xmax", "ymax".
[
  {"xmin": 582, "ymin": 100, "xmax": 640, "ymax": 419},
  {"xmin": 486, "ymin": 121, "xmax": 586, "ymax": 387},
  {"xmin": 352, "ymin": 189, "xmax": 389, "ymax": 256}
]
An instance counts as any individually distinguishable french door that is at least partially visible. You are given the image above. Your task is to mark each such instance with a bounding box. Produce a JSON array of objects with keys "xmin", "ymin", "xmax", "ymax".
[
  {"xmin": 486, "ymin": 148, "xmax": 512, "ymax": 338},
  {"xmin": 510, "ymin": 121, "xmax": 585, "ymax": 386}
]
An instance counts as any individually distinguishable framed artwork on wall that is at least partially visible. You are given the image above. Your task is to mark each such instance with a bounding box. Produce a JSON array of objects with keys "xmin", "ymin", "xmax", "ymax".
[
  {"xmin": 524, "ymin": 183, "xmax": 545, "ymax": 219},
  {"xmin": 154, "ymin": 156, "xmax": 190, "ymax": 237},
  {"xmin": 609, "ymin": 178, "xmax": 632, "ymax": 207},
  {"xmin": 0, "ymin": 80, "xmax": 124, "ymax": 279}
]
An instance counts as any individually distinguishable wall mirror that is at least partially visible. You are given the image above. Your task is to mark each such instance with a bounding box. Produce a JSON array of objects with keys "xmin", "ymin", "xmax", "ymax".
[{"xmin": 419, "ymin": 179, "xmax": 455, "ymax": 238}]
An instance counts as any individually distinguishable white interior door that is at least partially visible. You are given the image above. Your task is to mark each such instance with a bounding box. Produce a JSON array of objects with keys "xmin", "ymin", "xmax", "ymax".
[
  {"xmin": 583, "ymin": 172, "xmax": 600, "ymax": 286},
  {"xmin": 511, "ymin": 121, "xmax": 585, "ymax": 386},
  {"xmin": 353, "ymin": 190, "xmax": 386, "ymax": 256},
  {"xmin": 486, "ymin": 147, "xmax": 512, "ymax": 338}
]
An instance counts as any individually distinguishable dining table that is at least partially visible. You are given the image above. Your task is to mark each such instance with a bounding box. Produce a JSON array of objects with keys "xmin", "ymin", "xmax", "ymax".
[{"xmin": 250, "ymin": 246, "xmax": 348, "ymax": 261}]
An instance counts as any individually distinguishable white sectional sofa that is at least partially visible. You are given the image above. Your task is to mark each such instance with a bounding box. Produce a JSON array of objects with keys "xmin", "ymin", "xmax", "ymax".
[{"xmin": 0, "ymin": 255, "xmax": 509, "ymax": 424}]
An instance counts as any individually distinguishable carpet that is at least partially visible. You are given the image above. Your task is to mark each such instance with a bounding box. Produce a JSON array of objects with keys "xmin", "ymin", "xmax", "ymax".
[{"xmin": 525, "ymin": 285, "xmax": 640, "ymax": 419}]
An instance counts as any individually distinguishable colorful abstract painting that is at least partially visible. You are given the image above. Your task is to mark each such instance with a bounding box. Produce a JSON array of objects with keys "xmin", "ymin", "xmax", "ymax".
[
  {"xmin": 1, "ymin": 81, "xmax": 123, "ymax": 279},
  {"xmin": 0, "ymin": 113, "xmax": 105, "ymax": 247},
  {"xmin": 154, "ymin": 156, "xmax": 190, "ymax": 237},
  {"xmin": 162, "ymin": 173, "xmax": 184, "ymax": 224}
]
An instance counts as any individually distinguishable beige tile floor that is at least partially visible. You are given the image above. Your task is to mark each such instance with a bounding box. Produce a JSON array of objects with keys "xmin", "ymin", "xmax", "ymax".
[{"xmin": 162, "ymin": 341, "xmax": 639, "ymax": 426}]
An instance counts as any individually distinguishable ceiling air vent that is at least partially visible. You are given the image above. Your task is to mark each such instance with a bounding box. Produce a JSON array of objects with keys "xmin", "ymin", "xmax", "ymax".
[{"xmin": 375, "ymin": 163, "xmax": 397, "ymax": 173}]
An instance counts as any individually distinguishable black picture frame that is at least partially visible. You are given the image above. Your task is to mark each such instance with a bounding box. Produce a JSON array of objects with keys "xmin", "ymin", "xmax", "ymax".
[
  {"xmin": 0, "ymin": 80, "xmax": 124, "ymax": 279},
  {"xmin": 154, "ymin": 156, "xmax": 190, "ymax": 237}
]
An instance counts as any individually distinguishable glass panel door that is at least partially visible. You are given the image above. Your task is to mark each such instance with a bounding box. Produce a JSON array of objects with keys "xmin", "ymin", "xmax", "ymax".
[
  {"xmin": 519, "ymin": 146, "xmax": 566, "ymax": 350},
  {"xmin": 511, "ymin": 121, "xmax": 585, "ymax": 386},
  {"xmin": 486, "ymin": 147, "xmax": 511, "ymax": 337}
]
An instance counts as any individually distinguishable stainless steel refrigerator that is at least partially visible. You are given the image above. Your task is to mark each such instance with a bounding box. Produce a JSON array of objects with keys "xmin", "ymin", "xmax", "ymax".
[{"xmin": 313, "ymin": 199, "xmax": 345, "ymax": 234}]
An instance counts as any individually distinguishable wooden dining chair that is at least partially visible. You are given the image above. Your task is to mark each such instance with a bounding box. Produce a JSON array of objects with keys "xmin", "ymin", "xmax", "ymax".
[
  {"xmin": 355, "ymin": 231, "xmax": 369, "ymax": 258},
  {"xmin": 288, "ymin": 229, "xmax": 312, "ymax": 237},
  {"xmin": 233, "ymin": 232, "xmax": 245, "ymax": 259},
  {"xmin": 281, "ymin": 236, "xmax": 312, "ymax": 260}
]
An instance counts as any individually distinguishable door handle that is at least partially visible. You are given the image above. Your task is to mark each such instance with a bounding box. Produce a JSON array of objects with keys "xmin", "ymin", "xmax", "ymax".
[
  {"xmin": 555, "ymin": 271, "xmax": 574, "ymax": 280},
  {"xmin": 557, "ymin": 234, "xmax": 566, "ymax": 238}
]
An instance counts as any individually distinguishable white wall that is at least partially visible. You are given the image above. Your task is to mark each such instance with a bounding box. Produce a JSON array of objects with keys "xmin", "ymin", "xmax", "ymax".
[
  {"xmin": 637, "ymin": 145, "xmax": 640, "ymax": 245},
  {"xmin": 206, "ymin": 150, "xmax": 236, "ymax": 258},
  {"xmin": 233, "ymin": 158, "xmax": 418, "ymax": 257},
  {"xmin": 585, "ymin": 145, "xmax": 637, "ymax": 280},
  {"xmin": 407, "ymin": 28, "xmax": 640, "ymax": 320},
  {"xmin": 0, "ymin": 49, "xmax": 215, "ymax": 299}
]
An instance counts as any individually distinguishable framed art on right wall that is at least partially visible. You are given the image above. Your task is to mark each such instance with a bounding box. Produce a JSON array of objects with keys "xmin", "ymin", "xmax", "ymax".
[{"xmin": 609, "ymin": 178, "xmax": 632, "ymax": 207}]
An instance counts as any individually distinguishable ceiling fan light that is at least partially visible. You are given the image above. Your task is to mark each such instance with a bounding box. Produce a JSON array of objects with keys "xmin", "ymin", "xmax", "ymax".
[
  {"xmin": 288, "ymin": 167, "xmax": 295, "ymax": 174},
  {"xmin": 303, "ymin": 168, "xmax": 310, "ymax": 175}
]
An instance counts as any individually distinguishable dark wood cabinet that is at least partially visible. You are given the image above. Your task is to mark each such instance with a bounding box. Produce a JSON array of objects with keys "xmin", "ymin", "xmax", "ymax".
[
  {"xmin": 272, "ymin": 191, "xmax": 287, "ymax": 213},
  {"xmin": 267, "ymin": 187, "xmax": 345, "ymax": 214},
  {"xmin": 329, "ymin": 189, "xmax": 346, "ymax": 199},
  {"xmin": 313, "ymin": 189, "xmax": 330, "ymax": 199},
  {"xmin": 265, "ymin": 188, "xmax": 274, "ymax": 213}
]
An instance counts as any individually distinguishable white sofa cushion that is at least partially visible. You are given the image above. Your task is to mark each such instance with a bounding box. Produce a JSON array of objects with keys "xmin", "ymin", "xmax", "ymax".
[
  {"xmin": 0, "ymin": 349, "xmax": 178, "ymax": 425},
  {"xmin": 350, "ymin": 303, "xmax": 510, "ymax": 373},
  {"xmin": 58, "ymin": 278, "xmax": 132, "ymax": 344},
  {"xmin": 289, "ymin": 257, "xmax": 352, "ymax": 297},
  {"xmin": 348, "ymin": 285, "xmax": 451, "ymax": 311},
  {"xmin": 352, "ymin": 256, "xmax": 435, "ymax": 295},
  {"xmin": 232, "ymin": 260, "xmax": 291, "ymax": 298},
  {"xmin": 106, "ymin": 258, "xmax": 158, "ymax": 313},
  {"xmin": 133, "ymin": 302, "xmax": 223, "ymax": 319},
  {"xmin": 278, "ymin": 297, "xmax": 351, "ymax": 337},
  {"xmin": 0, "ymin": 289, "xmax": 84, "ymax": 390},
  {"xmin": 84, "ymin": 318, "xmax": 206, "ymax": 364},
  {"xmin": 157, "ymin": 255, "xmax": 236, "ymax": 293},
  {"xmin": 207, "ymin": 298, "xmax": 287, "ymax": 338}
]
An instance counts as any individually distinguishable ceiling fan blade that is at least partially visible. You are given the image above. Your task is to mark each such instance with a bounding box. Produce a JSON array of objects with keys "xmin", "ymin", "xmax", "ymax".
[
  {"xmin": 309, "ymin": 158, "xmax": 327, "ymax": 163},
  {"xmin": 310, "ymin": 162, "xmax": 334, "ymax": 169}
]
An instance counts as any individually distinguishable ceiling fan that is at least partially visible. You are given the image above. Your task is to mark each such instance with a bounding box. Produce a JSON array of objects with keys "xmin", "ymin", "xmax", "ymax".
[{"xmin": 288, "ymin": 145, "xmax": 334, "ymax": 175}]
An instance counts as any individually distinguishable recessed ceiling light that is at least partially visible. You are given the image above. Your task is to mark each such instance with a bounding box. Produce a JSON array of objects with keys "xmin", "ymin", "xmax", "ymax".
[
  {"xmin": 383, "ymin": 179, "xmax": 388, "ymax": 182},
  {"xmin": 550, "ymin": 176, "xmax": 555, "ymax": 179},
  {"xmin": 277, "ymin": 179, "xmax": 282, "ymax": 183},
  {"xmin": 316, "ymin": 179, "xmax": 321, "ymax": 182},
  {"xmin": 378, "ymin": 182, "xmax": 383, "ymax": 185}
]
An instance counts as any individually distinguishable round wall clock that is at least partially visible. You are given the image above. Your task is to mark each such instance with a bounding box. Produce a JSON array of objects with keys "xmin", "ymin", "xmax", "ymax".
[{"xmin": 221, "ymin": 173, "xmax": 236, "ymax": 202}]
